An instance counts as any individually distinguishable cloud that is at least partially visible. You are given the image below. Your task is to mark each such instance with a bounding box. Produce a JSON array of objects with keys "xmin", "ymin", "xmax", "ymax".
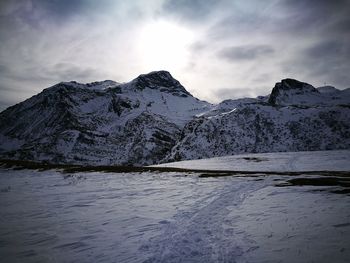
[
  {"xmin": 206, "ymin": 0, "xmax": 350, "ymax": 41},
  {"xmin": 0, "ymin": 59, "xmax": 104, "ymax": 83},
  {"xmin": 212, "ymin": 85, "xmax": 270, "ymax": 101},
  {"xmin": 162, "ymin": 0, "xmax": 223, "ymax": 22},
  {"xmin": 282, "ymin": 0, "xmax": 350, "ymax": 13},
  {"xmin": 47, "ymin": 63, "xmax": 104, "ymax": 82},
  {"xmin": 32, "ymin": 0, "xmax": 90, "ymax": 17},
  {"xmin": 277, "ymin": 46, "xmax": 350, "ymax": 89},
  {"xmin": 217, "ymin": 45, "xmax": 274, "ymax": 61},
  {"xmin": 206, "ymin": 7, "xmax": 272, "ymax": 40},
  {"xmin": 0, "ymin": 97, "xmax": 14, "ymax": 111},
  {"xmin": 296, "ymin": 40, "xmax": 350, "ymax": 87},
  {"xmin": 0, "ymin": 0, "xmax": 349, "ymax": 111},
  {"xmin": 303, "ymin": 41, "xmax": 348, "ymax": 60}
]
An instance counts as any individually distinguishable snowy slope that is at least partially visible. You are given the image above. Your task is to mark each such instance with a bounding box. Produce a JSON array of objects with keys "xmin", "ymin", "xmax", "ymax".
[
  {"xmin": 268, "ymin": 79, "xmax": 350, "ymax": 106},
  {"xmin": 166, "ymin": 79, "xmax": 350, "ymax": 162},
  {"xmin": 317, "ymin": 85, "xmax": 339, "ymax": 94},
  {"xmin": 0, "ymin": 71, "xmax": 210, "ymax": 165},
  {"xmin": 166, "ymin": 103, "xmax": 350, "ymax": 162},
  {"xmin": 116, "ymin": 71, "xmax": 212, "ymax": 126},
  {"xmin": 153, "ymin": 150, "xmax": 350, "ymax": 172}
]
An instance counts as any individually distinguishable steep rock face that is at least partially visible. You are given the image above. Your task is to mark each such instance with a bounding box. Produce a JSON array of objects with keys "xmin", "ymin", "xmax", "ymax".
[
  {"xmin": 268, "ymin": 78, "xmax": 319, "ymax": 105},
  {"xmin": 268, "ymin": 78, "xmax": 350, "ymax": 106},
  {"xmin": 125, "ymin": 70, "xmax": 191, "ymax": 97}
]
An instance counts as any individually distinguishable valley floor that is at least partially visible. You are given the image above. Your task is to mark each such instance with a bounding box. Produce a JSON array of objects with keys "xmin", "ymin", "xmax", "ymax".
[{"xmin": 0, "ymin": 150, "xmax": 350, "ymax": 262}]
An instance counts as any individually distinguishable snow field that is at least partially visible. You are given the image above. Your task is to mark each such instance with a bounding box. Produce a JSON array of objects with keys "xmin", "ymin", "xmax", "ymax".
[
  {"xmin": 154, "ymin": 150, "xmax": 350, "ymax": 172},
  {"xmin": 1, "ymin": 165, "xmax": 349, "ymax": 262}
]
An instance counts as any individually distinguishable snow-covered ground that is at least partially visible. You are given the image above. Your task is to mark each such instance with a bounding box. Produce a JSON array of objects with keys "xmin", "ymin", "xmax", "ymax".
[
  {"xmin": 154, "ymin": 150, "xmax": 350, "ymax": 172},
  {"xmin": 1, "ymin": 158, "xmax": 350, "ymax": 262}
]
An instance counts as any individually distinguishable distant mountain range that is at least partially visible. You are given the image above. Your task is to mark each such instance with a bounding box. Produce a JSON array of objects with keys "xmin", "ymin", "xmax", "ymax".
[{"xmin": 0, "ymin": 71, "xmax": 349, "ymax": 165}]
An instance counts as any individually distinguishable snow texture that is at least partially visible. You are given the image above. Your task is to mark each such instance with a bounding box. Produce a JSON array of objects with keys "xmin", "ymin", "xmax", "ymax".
[
  {"xmin": 153, "ymin": 150, "xmax": 350, "ymax": 172},
  {"xmin": 1, "ymin": 164, "xmax": 349, "ymax": 262}
]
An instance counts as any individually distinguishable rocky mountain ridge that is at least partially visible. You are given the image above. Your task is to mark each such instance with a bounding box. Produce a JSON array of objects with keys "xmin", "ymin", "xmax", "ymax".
[{"xmin": 0, "ymin": 71, "xmax": 349, "ymax": 165}]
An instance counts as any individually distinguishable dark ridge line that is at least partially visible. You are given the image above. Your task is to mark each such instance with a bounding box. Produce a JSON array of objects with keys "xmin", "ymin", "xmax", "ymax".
[{"xmin": 0, "ymin": 159, "xmax": 349, "ymax": 177}]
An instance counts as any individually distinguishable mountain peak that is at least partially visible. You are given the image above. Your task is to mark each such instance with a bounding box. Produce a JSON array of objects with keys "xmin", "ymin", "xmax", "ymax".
[
  {"xmin": 268, "ymin": 78, "xmax": 318, "ymax": 105},
  {"xmin": 139, "ymin": 70, "xmax": 173, "ymax": 80},
  {"xmin": 129, "ymin": 70, "xmax": 192, "ymax": 97}
]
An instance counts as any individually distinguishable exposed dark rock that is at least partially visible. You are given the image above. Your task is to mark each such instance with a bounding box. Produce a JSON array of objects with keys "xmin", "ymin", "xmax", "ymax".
[
  {"xmin": 268, "ymin": 78, "xmax": 318, "ymax": 105},
  {"xmin": 131, "ymin": 71, "xmax": 192, "ymax": 97}
]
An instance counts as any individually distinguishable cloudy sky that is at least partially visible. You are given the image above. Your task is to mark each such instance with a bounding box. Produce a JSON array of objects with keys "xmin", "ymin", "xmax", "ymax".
[{"xmin": 0, "ymin": 0, "xmax": 349, "ymax": 110}]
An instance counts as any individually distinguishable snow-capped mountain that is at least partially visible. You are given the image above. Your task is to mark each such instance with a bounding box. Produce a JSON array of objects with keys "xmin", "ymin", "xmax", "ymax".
[
  {"xmin": 0, "ymin": 73, "xmax": 349, "ymax": 165},
  {"xmin": 167, "ymin": 103, "xmax": 349, "ymax": 162},
  {"xmin": 167, "ymin": 79, "xmax": 350, "ymax": 162},
  {"xmin": 0, "ymin": 71, "xmax": 210, "ymax": 165},
  {"xmin": 268, "ymin": 78, "xmax": 350, "ymax": 106}
]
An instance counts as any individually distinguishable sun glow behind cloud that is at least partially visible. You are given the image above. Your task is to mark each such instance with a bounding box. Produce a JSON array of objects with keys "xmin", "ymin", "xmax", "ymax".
[
  {"xmin": 0, "ymin": 0, "xmax": 349, "ymax": 111},
  {"xmin": 137, "ymin": 20, "xmax": 194, "ymax": 71}
]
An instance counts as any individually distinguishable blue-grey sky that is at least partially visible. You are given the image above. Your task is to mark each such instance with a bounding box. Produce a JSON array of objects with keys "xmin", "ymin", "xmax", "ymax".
[{"xmin": 0, "ymin": 0, "xmax": 349, "ymax": 110}]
